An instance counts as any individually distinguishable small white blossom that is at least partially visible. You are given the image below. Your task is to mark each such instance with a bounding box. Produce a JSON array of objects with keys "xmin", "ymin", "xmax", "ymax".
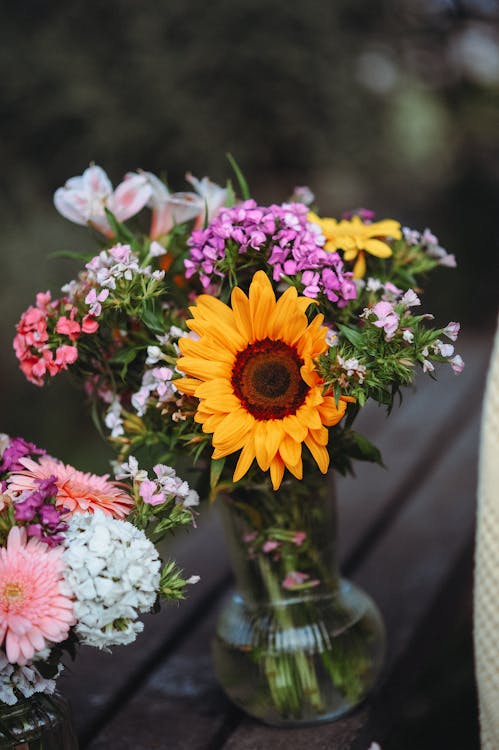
[
  {"xmin": 146, "ymin": 345, "xmax": 163, "ymax": 365},
  {"xmin": 114, "ymin": 456, "xmax": 148, "ymax": 482},
  {"xmin": 63, "ymin": 511, "xmax": 161, "ymax": 650},
  {"xmin": 325, "ymin": 328, "xmax": 339, "ymax": 347},
  {"xmin": 402, "ymin": 329, "xmax": 414, "ymax": 343},
  {"xmin": 149, "ymin": 240, "xmax": 167, "ymax": 257},
  {"xmin": 104, "ymin": 399, "xmax": 124, "ymax": 438},
  {"xmin": 402, "ymin": 226, "xmax": 421, "ymax": 246},
  {"xmin": 366, "ymin": 277, "xmax": 383, "ymax": 292},
  {"xmin": 0, "ymin": 652, "xmax": 60, "ymax": 705},
  {"xmin": 433, "ymin": 339, "xmax": 454, "ymax": 358}
]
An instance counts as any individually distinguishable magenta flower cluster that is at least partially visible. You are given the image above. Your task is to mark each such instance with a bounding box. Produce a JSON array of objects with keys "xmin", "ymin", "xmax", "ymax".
[
  {"xmin": 13, "ymin": 476, "xmax": 68, "ymax": 547},
  {"xmin": 0, "ymin": 437, "xmax": 45, "ymax": 474},
  {"xmin": 185, "ymin": 200, "xmax": 357, "ymax": 307}
]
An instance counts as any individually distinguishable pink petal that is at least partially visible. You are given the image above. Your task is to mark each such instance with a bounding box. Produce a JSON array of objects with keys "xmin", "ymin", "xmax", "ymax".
[{"xmin": 111, "ymin": 174, "xmax": 152, "ymax": 222}]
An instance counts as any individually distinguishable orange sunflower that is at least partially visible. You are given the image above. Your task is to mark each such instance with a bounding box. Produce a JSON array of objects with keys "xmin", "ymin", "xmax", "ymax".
[{"xmin": 175, "ymin": 271, "xmax": 350, "ymax": 490}]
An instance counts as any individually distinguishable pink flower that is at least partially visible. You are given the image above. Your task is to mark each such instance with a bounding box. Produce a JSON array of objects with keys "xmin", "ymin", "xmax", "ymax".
[
  {"xmin": 55, "ymin": 345, "xmax": 78, "ymax": 368},
  {"xmin": 8, "ymin": 456, "xmax": 135, "ymax": 519},
  {"xmin": 293, "ymin": 531, "xmax": 307, "ymax": 546},
  {"xmin": 262, "ymin": 540, "xmax": 280, "ymax": 553},
  {"xmin": 139, "ymin": 480, "xmax": 166, "ymax": 506},
  {"xmin": 54, "ymin": 165, "xmax": 151, "ymax": 237},
  {"xmin": 371, "ymin": 301, "xmax": 399, "ymax": 340},
  {"xmin": 55, "ymin": 312, "xmax": 81, "ymax": 341},
  {"xmin": 282, "ymin": 571, "xmax": 320, "ymax": 591},
  {"xmin": 0, "ymin": 526, "xmax": 75, "ymax": 665},
  {"xmin": 85, "ymin": 288, "xmax": 109, "ymax": 317},
  {"xmin": 81, "ymin": 314, "xmax": 99, "ymax": 334}
]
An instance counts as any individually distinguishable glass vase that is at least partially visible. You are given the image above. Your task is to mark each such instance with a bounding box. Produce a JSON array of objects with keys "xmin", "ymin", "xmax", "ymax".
[
  {"xmin": 212, "ymin": 473, "xmax": 385, "ymax": 726},
  {"xmin": 0, "ymin": 693, "xmax": 78, "ymax": 749}
]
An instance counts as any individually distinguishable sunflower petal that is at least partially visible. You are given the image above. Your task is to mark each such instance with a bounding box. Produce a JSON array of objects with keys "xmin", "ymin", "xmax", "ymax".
[
  {"xmin": 305, "ymin": 435, "xmax": 330, "ymax": 474},
  {"xmin": 269, "ymin": 455, "xmax": 285, "ymax": 490},
  {"xmin": 233, "ymin": 440, "xmax": 256, "ymax": 483}
]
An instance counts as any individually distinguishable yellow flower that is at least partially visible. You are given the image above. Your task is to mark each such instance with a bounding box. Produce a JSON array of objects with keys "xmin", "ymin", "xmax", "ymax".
[
  {"xmin": 308, "ymin": 213, "xmax": 401, "ymax": 278},
  {"xmin": 176, "ymin": 271, "xmax": 349, "ymax": 490}
]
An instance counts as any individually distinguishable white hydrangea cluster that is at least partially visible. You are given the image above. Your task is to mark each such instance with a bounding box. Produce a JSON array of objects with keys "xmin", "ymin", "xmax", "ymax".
[
  {"xmin": 0, "ymin": 651, "xmax": 59, "ymax": 705},
  {"xmin": 62, "ymin": 510, "xmax": 161, "ymax": 650}
]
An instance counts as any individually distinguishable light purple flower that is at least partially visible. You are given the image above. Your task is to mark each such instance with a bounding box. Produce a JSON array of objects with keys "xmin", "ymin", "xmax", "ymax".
[
  {"xmin": 450, "ymin": 354, "xmax": 465, "ymax": 374},
  {"xmin": 371, "ymin": 301, "xmax": 399, "ymax": 340},
  {"xmin": 401, "ymin": 289, "xmax": 421, "ymax": 307},
  {"xmin": 443, "ymin": 322, "xmax": 460, "ymax": 341}
]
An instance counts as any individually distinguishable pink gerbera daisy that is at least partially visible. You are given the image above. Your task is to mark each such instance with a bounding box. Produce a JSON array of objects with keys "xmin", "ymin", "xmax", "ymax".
[
  {"xmin": 8, "ymin": 456, "xmax": 134, "ymax": 519},
  {"xmin": 0, "ymin": 526, "xmax": 75, "ymax": 665}
]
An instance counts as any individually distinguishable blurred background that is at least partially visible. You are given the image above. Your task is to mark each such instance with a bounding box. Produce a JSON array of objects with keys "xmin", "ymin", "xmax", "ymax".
[{"xmin": 0, "ymin": 2, "xmax": 497, "ymax": 745}]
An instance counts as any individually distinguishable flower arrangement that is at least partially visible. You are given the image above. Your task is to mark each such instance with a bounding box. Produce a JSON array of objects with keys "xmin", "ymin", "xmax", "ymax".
[
  {"xmin": 0, "ymin": 433, "xmax": 198, "ymax": 708},
  {"xmin": 12, "ymin": 161, "xmax": 464, "ymax": 724}
]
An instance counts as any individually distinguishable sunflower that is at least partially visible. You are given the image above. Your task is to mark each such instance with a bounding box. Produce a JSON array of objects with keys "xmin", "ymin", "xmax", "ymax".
[
  {"xmin": 175, "ymin": 271, "xmax": 350, "ymax": 490},
  {"xmin": 308, "ymin": 213, "xmax": 401, "ymax": 278}
]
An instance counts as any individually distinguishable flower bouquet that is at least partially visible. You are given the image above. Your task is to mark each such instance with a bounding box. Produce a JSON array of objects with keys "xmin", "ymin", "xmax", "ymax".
[
  {"xmin": 13, "ymin": 161, "xmax": 464, "ymax": 725},
  {"xmin": 0, "ymin": 433, "xmax": 198, "ymax": 747}
]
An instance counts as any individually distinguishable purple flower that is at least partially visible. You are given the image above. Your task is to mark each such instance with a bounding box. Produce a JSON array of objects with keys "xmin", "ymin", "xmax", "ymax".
[
  {"xmin": 186, "ymin": 201, "xmax": 356, "ymax": 307},
  {"xmin": 0, "ymin": 437, "xmax": 45, "ymax": 474}
]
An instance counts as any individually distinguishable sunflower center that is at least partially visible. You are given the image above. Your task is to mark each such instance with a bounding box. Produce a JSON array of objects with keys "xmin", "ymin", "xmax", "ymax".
[{"xmin": 231, "ymin": 338, "xmax": 309, "ymax": 420}]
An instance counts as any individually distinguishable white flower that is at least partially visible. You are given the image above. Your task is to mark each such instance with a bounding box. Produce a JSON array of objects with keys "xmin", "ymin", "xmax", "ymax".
[
  {"xmin": 149, "ymin": 241, "xmax": 167, "ymax": 257},
  {"xmin": 63, "ymin": 511, "xmax": 161, "ymax": 650},
  {"xmin": 433, "ymin": 339, "xmax": 454, "ymax": 358},
  {"xmin": 146, "ymin": 345, "xmax": 163, "ymax": 365},
  {"xmin": 402, "ymin": 329, "xmax": 414, "ymax": 343},
  {"xmin": 105, "ymin": 398, "xmax": 124, "ymax": 438},
  {"xmin": 366, "ymin": 277, "xmax": 383, "ymax": 292},
  {"xmin": 0, "ymin": 651, "xmax": 60, "ymax": 705},
  {"xmin": 114, "ymin": 456, "xmax": 148, "ymax": 482}
]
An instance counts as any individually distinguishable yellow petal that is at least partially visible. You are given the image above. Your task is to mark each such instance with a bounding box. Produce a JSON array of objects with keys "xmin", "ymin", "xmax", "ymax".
[
  {"xmin": 269, "ymin": 455, "xmax": 285, "ymax": 490},
  {"xmin": 212, "ymin": 408, "xmax": 252, "ymax": 450},
  {"xmin": 353, "ymin": 252, "xmax": 366, "ymax": 278},
  {"xmin": 279, "ymin": 434, "xmax": 302, "ymax": 468},
  {"xmin": 364, "ymin": 239, "xmax": 393, "ymax": 259},
  {"xmin": 231, "ymin": 286, "xmax": 253, "ymax": 342},
  {"xmin": 282, "ymin": 414, "xmax": 308, "ymax": 442},
  {"xmin": 174, "ymin": 377, "xmax": 200, "ymax": 395},
  {"xmin": 249, "ymin": 271, "xmax": 276, "ymax": 340},
  {"xmin": 305, "ymin": 435, "xmax": 330, "ymax": 474},
  {"xmin": 233, "ymin": 440, "xmax": 256, "ymax": 483},
  {"xmin": 176, "ymin": 357, "xmax": 231, "ymax": 381},
  {"xmin": 368, "ymin": 219, "xmax": 401, "ymax": 239}
]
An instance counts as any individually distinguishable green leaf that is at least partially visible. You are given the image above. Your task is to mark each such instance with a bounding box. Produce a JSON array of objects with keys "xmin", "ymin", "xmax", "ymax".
[
  {"xmin": 225, "ymin": 179, "xmax": 236, "ymax": 207},
  {"xmin": 104, "ymin": 208, "xmax": 136, "ymax": 243},
  {"xmin": 141, "ymin": 303, "xmax": 166, "ymax": 333},
  {"xmin": 226, "ymin": 153, "xmax": 250, "ymax": 200},
  {"xmin": 346, "ymin": 431, "xmax": 385, "ymax": 467},
  {"xmin": 210, "ymin": 457, "xmax": 226, "ymax": 489},
  {"xmin": 337, "ymin": 324, "xmax": 365, "ymax": 348}
]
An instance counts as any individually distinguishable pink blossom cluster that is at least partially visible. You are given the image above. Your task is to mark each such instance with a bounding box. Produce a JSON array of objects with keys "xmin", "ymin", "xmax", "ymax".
[
  {"xmin": 115, "ymin": 457, "xmax": 199, "ymax": 509},
  {"xmin": 131, "ymin": 366, "xmax": 177, "ymax": 417},
  {"xmin": 186, "ymin": 200, "xmax": 357, "ymax": 306},
  {"xmin": 13, "ymin": 292, "xmax": 98, "ymax": 386}
]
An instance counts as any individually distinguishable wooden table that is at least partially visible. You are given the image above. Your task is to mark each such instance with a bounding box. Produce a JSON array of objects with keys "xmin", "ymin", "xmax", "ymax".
[{"xmin": 60, "ymin": 332, "xmax": 492, "ymax": 750}]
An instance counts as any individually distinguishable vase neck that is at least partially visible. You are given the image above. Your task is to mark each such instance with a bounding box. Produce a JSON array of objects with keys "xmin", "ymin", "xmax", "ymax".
[{"xmin": 219, "ymin": 474, "xmax": 339, "ymax": 605}]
